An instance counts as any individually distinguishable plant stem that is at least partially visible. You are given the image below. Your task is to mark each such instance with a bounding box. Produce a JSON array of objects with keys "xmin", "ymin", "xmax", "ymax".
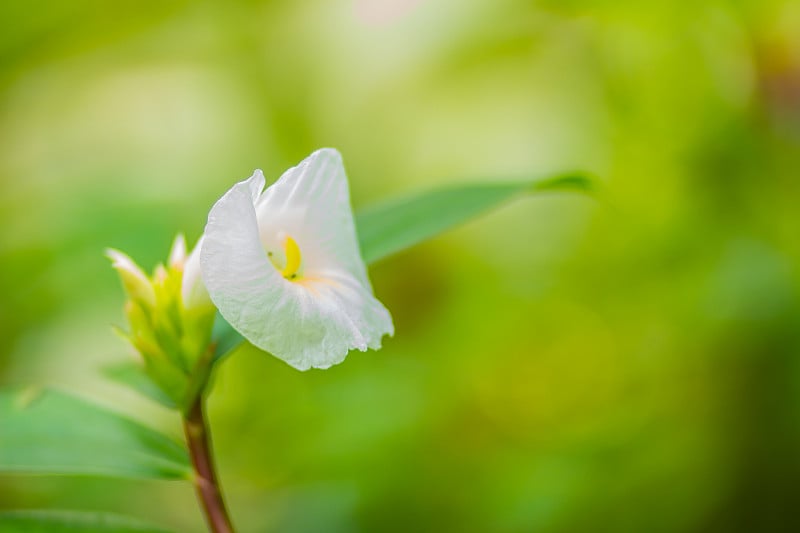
[{"xmin": 183, "ymin": 394, "xmax": 235, "ymax": 533}]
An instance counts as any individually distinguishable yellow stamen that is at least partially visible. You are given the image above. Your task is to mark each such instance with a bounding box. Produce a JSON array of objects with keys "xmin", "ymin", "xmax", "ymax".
[{"xmin": 281, "ymin": 236, "xmax": 302, "ymax": 280}]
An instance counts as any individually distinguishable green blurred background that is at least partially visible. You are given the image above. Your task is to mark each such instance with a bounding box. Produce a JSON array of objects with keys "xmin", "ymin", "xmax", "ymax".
[{"xmin": 2, "ymin": 0, "xmax": 800, "ymax": 531}]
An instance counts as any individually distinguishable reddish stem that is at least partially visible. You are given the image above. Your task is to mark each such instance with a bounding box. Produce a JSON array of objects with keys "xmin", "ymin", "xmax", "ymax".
[{"xmin": 183, "ymin": 396, "xmax": 235, "ymax": 533}]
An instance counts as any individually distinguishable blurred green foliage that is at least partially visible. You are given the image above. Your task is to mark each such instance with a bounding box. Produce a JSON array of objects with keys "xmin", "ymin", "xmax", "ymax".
[{"xmin": 2, "ymin": 0, "xmax": 800, "ymax": 531}]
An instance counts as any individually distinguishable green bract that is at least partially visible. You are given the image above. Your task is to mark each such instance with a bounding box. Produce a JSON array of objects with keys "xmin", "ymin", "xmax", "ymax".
[{"xmin": 107, "ymin": 235, "xmax": 217, "ymax": 411}]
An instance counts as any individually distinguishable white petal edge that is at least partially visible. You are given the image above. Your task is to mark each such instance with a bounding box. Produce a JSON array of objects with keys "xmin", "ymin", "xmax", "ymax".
[
  {"xmin": 168, "ymin": 233, "xmax": 187, "ymax": 268},
  {"xmin": 181, "ymin": 236, "xmax": 213, "ymax": 311}
]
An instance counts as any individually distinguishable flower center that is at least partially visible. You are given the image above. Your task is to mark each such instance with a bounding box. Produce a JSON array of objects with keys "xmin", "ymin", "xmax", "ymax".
[
  {"xmin": 266, "ymin": 234, "xmax": 303, "ymax": 280},
  {"xmin": 281, "ymin": 235, "xmax": 302, "ymax": 279}
]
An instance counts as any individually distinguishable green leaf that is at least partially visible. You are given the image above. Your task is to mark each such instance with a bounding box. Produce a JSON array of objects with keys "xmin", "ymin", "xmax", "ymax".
[
  {"xmin": 209, "ymin": 173, "xmax": 593, "ymax": 353},
  {"xmin": 0, "ymin": 510, "xmax": 172, "ymax": 533},
  {"xmin": 211, "ymin": 311, "xmax": 246, "ymax": 362},
  {"xmin": 0, "ymin": 387, "xmax": 191, "ymax": 480},
  {"xmin": 356, "ymin": 172, "xmax": 594, "ymax": 264},
  {"xmin": 103, "ymin": 361, "xmax": 178, "ymax": 410}
]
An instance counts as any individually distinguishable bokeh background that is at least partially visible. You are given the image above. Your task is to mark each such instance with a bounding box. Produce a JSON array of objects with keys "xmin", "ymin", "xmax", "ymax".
[{"xmin": 2, "ymin": 0, "xmax": 800, "ymax": 531}]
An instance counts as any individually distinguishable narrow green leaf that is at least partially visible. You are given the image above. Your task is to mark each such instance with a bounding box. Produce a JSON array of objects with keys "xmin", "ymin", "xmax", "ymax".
[
  {"xmin": 0, "ymin": 510, "xmax": 172, "ymax": 533},
  {"xmin": 0, "ymin": 388, "xmax": 191, "ymax": 480},
  {"xmin": 356, "ymin": 172, "xmax": 593, "ymax": 264},
  {"xmin": 209, "ymin": 173, "xmax": 593, "ymax": 353},
  {"xmin": 103, "ymin": 362, "xmax": 178, "ymax": 410}
]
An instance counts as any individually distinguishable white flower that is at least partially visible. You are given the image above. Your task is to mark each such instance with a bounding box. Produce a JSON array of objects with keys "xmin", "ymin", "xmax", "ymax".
[{"xmin": 200, "ymin": 148, "xmax": 394, "ymax": 370}]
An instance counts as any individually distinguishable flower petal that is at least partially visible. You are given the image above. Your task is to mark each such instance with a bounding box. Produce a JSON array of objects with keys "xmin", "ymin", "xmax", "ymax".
[
  {"xmin": 168, "ymin": 233, "xmax": 187, "ymax": 268},
  {"xmin": 201, "ymin": 151, "xmax": 393, "ymax": 370},
  {"xmin": 201, "ymin": 170, "xmax": 278, "ymax": 327},
  {"xmin": 255, "ymin": 148, "xmax": 371, "ymax": 287},
  {"xmin": 181, "ymin": 236, "xmax": 213, "ymax": 311}
]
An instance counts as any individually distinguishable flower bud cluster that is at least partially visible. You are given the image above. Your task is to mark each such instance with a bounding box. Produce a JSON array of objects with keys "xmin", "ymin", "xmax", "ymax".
[{"xmin": 107, "ymin": 235, "xmax": 216, "ymax": 409}]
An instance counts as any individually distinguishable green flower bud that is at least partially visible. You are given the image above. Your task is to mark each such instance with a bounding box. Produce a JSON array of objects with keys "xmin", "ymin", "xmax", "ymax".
[{"xmin": 106, "ymin": 249, "xmax": 157, "ymax": 309}]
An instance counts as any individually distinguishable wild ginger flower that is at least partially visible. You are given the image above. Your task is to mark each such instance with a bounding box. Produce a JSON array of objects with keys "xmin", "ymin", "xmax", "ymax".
[{"xmin": 200, "ymin": 148, "xmax": 393, "ymax": 370}]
